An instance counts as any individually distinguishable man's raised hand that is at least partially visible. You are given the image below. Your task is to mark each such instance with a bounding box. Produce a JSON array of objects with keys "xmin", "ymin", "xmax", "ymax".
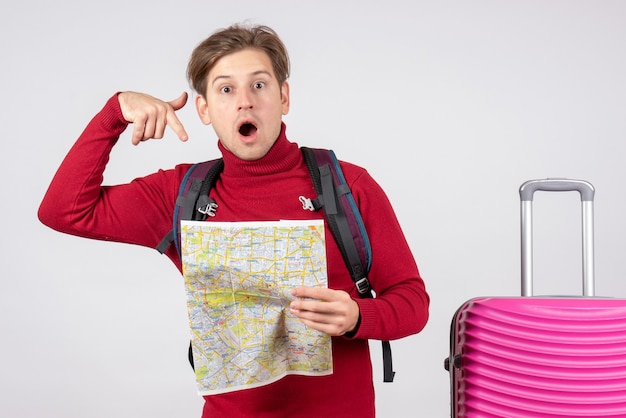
[{"xmin": 118, "ymin": 91, "xmax": 189, "ymax": 145}]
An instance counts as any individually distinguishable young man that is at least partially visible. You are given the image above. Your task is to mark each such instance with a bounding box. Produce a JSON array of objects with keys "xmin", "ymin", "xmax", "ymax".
[{"xmin": 39, "ymin": 24, "xmax": 430, "ymax": 417}]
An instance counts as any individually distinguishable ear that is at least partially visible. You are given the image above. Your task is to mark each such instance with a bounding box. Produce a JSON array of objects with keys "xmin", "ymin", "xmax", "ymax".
[
  {"xmin": 280, "ymin": 81, "xmax": 290, "ymax": 115},
  {"xmin": 195, "ymin": 94, "xmax": 211, "ymax": 125}
]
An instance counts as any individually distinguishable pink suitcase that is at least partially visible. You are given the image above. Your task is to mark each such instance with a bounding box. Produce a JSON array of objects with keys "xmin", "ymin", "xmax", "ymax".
[{"xmin": 445, "ymin": 179, "xmax": 626, "ymax": 417}]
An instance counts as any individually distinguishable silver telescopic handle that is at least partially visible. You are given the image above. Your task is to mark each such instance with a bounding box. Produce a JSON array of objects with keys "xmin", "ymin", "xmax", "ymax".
[{"xmin": 519, "ymin": 178, "xmax": 595, "ymax": 297}]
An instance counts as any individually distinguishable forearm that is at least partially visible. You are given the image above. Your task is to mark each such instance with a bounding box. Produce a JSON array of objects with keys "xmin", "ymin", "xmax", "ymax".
[{"xmin": 352, "ymin": 277, "xmax": 429, "ymax": 341}]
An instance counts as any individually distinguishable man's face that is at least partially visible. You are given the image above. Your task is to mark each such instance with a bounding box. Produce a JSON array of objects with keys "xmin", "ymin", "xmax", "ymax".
[{"xmin": 195, "ymin": 48, "xmax": 290, "ymax": 161}]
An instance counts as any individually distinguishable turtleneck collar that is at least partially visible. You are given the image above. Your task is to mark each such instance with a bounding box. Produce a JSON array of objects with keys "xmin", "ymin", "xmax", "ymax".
[{"xmin": 218, "ymin": 122, "xmax": 301, "ymax": 178}]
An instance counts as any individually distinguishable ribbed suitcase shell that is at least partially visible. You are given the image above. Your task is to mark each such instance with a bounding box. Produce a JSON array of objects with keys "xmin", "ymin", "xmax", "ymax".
[
  {"xmin": 451, "ymin": 297, "xmax": 626, "ymax": 417},
  {"xmin": 447, "ymin": 179, "xmax": 626, "ymax": 417}
]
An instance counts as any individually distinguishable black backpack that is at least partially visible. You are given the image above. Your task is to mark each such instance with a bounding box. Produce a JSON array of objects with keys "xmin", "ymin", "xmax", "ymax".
[{"xmin": 156, "ymin": 147, "xmax": 394, "ymax": 382}]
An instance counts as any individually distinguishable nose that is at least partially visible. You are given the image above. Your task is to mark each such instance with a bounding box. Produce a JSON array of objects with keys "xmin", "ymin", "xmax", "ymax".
[{"xmin": 237, "ymin": 89, "xmax": 254, "ymax": 110}]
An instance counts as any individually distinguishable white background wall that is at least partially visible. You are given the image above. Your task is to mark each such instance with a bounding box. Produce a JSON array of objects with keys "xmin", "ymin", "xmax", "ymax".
[{"xmin": 2, "ymin": 0, "xmax": 625, "ymax": 416}]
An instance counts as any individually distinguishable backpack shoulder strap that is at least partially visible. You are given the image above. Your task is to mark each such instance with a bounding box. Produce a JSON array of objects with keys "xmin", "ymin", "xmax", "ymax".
[
  {"xmin": 300, "ymin": 147, "xmax": 395, "ymax": 382},
  {"xmin": 156, "ymin": 159, "xmax": 223, "ymax": 373},
  {"xmin": 301, "ymin": 147, "xmax": 372, "ymax": 295},
  {"xmin": 156, "ymin": 158, "xmax": 224, "ymax": 256}
]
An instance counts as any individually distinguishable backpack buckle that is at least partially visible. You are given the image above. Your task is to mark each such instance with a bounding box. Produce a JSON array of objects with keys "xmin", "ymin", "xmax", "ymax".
[
  {"xmin": 299, "ymin": 196, "xmax": 315, "ymax": 211},
  {"xmin": 355, "ymin": 277, "xmax": 371, "ymax": 295},
  {"xmin": 198, "ymin": 200, "xmax": 218, "ymax": 217}
]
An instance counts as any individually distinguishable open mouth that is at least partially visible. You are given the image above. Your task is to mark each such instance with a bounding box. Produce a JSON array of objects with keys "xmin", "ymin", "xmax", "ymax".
[{"xmin": 238, "ymin": 122, "xmax": 258, "ymax": 137}]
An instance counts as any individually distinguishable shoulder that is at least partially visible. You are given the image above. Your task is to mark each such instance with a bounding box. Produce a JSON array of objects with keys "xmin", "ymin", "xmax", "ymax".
[
  {"xmin": 334, "ymin": 158, "xmax": 391, "ymax": 204},
  {"xmin": 299, "ymin": 146, "xmax": 382, "ymax": 193},
  {"xmin": 336, "ymin": 159, "xmax": 373, "ymax": 186},
  {"xmin": 175, "ymin": 158, "xmax": 223, "ymax": 182},
  {"xmin": 302, "ymin": 147, "xmax": 370, "ymax": 182}
]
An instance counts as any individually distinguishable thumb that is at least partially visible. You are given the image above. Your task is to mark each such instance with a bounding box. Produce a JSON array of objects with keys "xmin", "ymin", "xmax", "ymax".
[{"xmin": 168, "ymin": 91, "xmax": 188, "ymax": 111}]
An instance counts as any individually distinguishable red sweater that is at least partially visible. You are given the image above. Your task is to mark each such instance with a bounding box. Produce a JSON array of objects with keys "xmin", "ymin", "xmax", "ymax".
[{"xmin": 39, "ymin": 94, "xmax": 429, "ymax": 418}]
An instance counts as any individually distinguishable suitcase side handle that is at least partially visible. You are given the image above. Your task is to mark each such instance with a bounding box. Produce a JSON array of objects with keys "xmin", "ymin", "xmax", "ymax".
[{"xmin": 519, "ymin": 178, "xmax": 595, "ymax": 297}]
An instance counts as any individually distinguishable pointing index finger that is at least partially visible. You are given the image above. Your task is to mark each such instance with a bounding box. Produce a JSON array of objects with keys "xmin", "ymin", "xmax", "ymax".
[{"xmin": 166, "ymin": 111, "xmax": 188, "ymax": 142}]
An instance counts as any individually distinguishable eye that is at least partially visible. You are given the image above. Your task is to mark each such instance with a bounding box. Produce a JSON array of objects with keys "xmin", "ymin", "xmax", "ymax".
[
  {"xmin": 220, "ymin": 86, "xmax": 232, "ymax": 94},
  {"xmin": 253, "ymin": 81, "xmax": 265, "ymax": 89}
]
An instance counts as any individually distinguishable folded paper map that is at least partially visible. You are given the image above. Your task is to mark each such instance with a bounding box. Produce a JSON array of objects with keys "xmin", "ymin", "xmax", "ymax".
[{"xmin": 180, "ymin": 220, "xmax": 331, "ymax": 395}]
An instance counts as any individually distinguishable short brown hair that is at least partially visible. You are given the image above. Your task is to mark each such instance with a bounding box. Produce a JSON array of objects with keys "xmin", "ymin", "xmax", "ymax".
[{"xmin": 187, "ymin": 24, "xmax": 290, "ymax": 97}]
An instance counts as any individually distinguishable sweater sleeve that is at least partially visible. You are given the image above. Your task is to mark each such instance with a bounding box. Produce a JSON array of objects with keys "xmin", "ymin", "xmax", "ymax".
[
  {"xmin": 38, "ymin": 94, "xmax": 184, "ymax": 263},
  {"xmin": 342, "ymin": 164, "xmax": 430, "ymax": 341}
]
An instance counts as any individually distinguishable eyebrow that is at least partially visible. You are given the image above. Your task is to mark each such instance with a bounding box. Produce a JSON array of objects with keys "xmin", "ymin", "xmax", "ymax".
[{"xmin": 211, "ymin": 70, "xmax": 273, "ymax": 87}]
